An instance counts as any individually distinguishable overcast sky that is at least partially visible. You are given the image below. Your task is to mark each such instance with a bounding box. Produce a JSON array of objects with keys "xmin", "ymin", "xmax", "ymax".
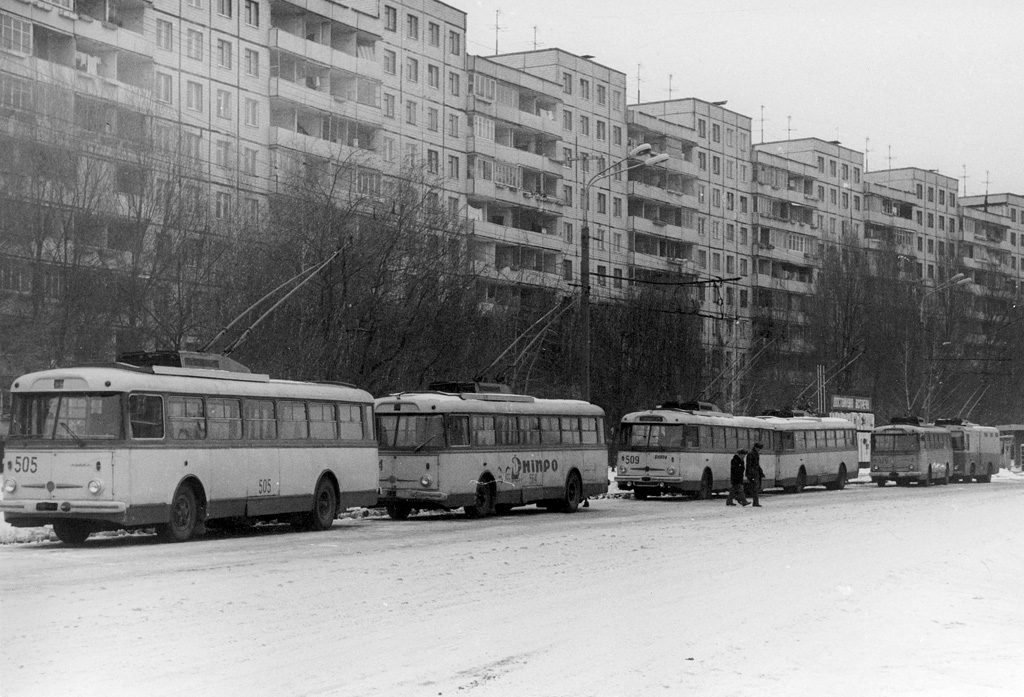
[{"xmin": 460, "ymin": 0, "xmax": 1024, "ymax": 197}]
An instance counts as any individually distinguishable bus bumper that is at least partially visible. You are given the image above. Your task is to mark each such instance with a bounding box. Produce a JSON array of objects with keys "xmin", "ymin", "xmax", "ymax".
[{"xmin": 0, "ymin": 498, "xmax": 130, "ymax": 527}]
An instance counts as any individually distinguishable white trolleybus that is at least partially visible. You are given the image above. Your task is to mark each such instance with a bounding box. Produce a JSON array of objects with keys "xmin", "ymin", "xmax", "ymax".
[
  {"xmin": 870, "ymin": 417, "xmax": 953, "ymax": 487},
  {"xmin": 753, "ymin": 411, "xmax": 859, "ymax": 492},
  {"xmin": 615, "ymin": 404, "xmax": 858, "ymax": 499},
  {"xmin": 935, "ymin": 418, "xmax": 1001, "ymax": 483},
  {"xmin": 1, "ymin": 351, "xmax": 378, "ymax": 543},
  {"xmin": 375, "ymin": 382, "xmax": 608, "ymax": 519}
]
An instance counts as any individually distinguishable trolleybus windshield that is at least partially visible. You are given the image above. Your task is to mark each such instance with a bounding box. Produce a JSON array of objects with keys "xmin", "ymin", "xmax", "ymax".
[
  {"xmin": 11, "ymin": 393, "xmax": 122, "ymax": 440},
  {"xmin": 377, "ymin": 413, "xmax": 446, "ymax": 450},
  {"xmin": 873, "ymin": 434, "xmax": 918, "ymax": 451}
]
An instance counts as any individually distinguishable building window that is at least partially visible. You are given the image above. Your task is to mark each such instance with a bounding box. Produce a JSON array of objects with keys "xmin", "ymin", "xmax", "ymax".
[
  {"xmin": 612, "ymin": 125, "xmax": 622, "ymax": 146},
  {"xmin": 448, "ymin": 31, "xmax": 461, "ymax": 56},
  {"xmin": 244, "ymin": 98, "xmax": 258, "ymax": 126},
  {"xmin": 579, "ymin": 115, "xmax": 589, "ymax": 136},
  {"xmin": 244, "ymin": 48, "xmax": 259, "ymax": 76},
  {"xmin": 186, "ymin": 29, "xmax": 203, "ymax": 61},
  {"xmin": 245, "ymin": 0, "xmax": 259, "ymax": 27},
  {"xmin": 429, "ymin": 22, "xmax": 440, "ymax": 46},
  {"xmin": 406, "ymin": 57, "xmax": 418, "ymax": 83},
  {"xmin": 405, "ymin": 99, "xmax": 417, "ymax": 125},
  {"xmin": 597, "ymin": 84, "xmax": 606, "ymax": 105},
  {"xmin": 449, "ymin": 71, "xmax": 460, "ymax": 96},
  {"xmin": 712, "ymin": 155, "xmax": 721, "ymax": 175},
  {"xmin": 596, "ymin": 120, "xmax": 606, "ymax": 141},
  {"xmin": 427, "ymin": 107, "xmax": 439, "ymax": 132},
  {"xmin": 217, "ymin": 39, "xmax": 232, "ymax": 69},
  {"xmin": 579, "ymin": 78, "xmax": 590, "ymax": 100},
  {"xmin": 563, "ymin": 109, "xmax": 573, "ymax": 131},
  {"xmin": 384, "ymin": 5, "xmax": 397, "ymax": 31},
  {"xmin": 612, "ymin": 89, "xmax": 622, "ymax": 111},
  {"xmin": 562, "ymin": 72, "xmax": 572, "ymax": 94},
  {"xmin": 215, "ymin": 191, "xmax": 232, "ymax": 220},
  {"xmin": 406, "ymin": 14, "xmax": 419, "ymax": 39},
  {"xmin": 186, "ymin": 81, "xmax": 203, "ymax": 112},
  {"xmin": 428, "ymin": 64, "xmax": 440, "ymax": 88},
  {"xmin": 596, "ymin": 265, "xmax": 606, "ymax": 286},
  {"xmin": 217, "ymin": 0, "xmax": 232, "ymax": 18},
  {"xmin": 216, "ymin": 89, "xmax": 231, "ymax": 119},
  {"xmin": 383, "ymin": 93, "xmax": 395, "ymax": 118},
  {"xmin": 427, "ymin": 149, "xmax": 439, "ymax": 174},
  {"xmin": 597, "ymin": 192, "xmax": 607, "ymax": 214},
  {"xmin": 613, "ymin": 197, "xmax": 622, "ymax": 217},
  {"xmin": 156, "ymin": 20, "xmax": 173, "ymax": 51},
  {"xmin": 448, "ymin": 113, "xmax": 459, "ymax": 137},
  {"xmin": 155, "ymin": 73, "xmax": 173, "ymax": 103},
  {"xmin": 712, "ymin": 124, "xmax": 720, "ymax": 142},
  {"xmin": 242, "ymin": 147, "xmax": 257, "ymax": 175},
  {"xmin": 447, "ymin": 155, "xmax": 459, "ymax": 179},
  {"xmin": 562, "ymin": 186, "xmax": 573, "ymax": 207},
  {"xmin": 383, "ymin": 50, "xmax": 396, "ymax": 75},
  {"xmin": 215, "ymin": 140, "xmax": 232, "ymax": 168}
]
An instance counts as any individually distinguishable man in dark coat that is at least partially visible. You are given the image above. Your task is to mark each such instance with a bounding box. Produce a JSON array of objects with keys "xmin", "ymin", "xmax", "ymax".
[
  {"xmin": 746, "ymin": 442, "xmax": 765, "ymax": 507},
  {"xmin": 726, "ymin": 449, "xmax": 749, "ymax": 506}
]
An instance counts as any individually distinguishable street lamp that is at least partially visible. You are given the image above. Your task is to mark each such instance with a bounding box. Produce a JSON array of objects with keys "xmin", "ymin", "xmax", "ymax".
[
  {"xmin": 579, "ymin": 144, "xmax": 670, "ymax": 401},
  {"xmin": 918, "ymin": 272, "xmax": 972, "ymax": 421}
]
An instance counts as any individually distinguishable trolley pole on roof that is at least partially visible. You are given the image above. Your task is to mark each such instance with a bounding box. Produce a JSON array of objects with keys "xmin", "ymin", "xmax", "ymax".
[{"xmin": 579, "ymin": 144, "xmax": 669, "ymax": 401}]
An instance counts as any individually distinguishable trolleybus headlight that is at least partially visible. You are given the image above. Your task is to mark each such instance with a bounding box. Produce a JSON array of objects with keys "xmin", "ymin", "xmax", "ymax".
[
  {"xmin": 618, "ymin": 465, "xmax": 627, "ymax": 474},
  {"xmin": 909, "ymin": 465, "xmax": 917, "ymax": 471},
  {"xmin": 3, "ymin": 479, "xmax": 16, "ymax": 494},
  {"xmin": 420, "ymin": 475, "xmax": 432, "ymax": 487},
  {"xmin": 667, "ymin": 467, "xmax": 676, "ymax": 476},
  {"xmin": 88, "ymin": 479, "xmax": 104, "ymax": 495}
]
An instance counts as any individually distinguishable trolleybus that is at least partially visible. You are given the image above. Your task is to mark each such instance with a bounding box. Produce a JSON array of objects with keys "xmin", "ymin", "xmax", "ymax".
[
  {"xmin": 375, "ymin": 383, "xmax": 607, "ymax": 518},
  {"xmin": 1, "ymin": 352, "xmax": 378, "ymax": 543},
  {"xmin": 615, "ymin": 404, "xmax": 857, "ymax": 499},
  {"xmin": 935, "ymin": 418, "xmax": 1001, "ymax": 483},
  {"xmin": 753, "ymin": 412, "xmax": 858, "ymax": 492},
  {"xmin": 870, "ymin": 417, "xmax": 952, "ymax": 487}
]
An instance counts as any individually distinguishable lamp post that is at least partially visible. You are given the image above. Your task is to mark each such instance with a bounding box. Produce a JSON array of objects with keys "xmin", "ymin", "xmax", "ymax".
[
  {"xmin": 918, "ymin": 272, "xmax": 972, "ymax": 420},
  {"xmin": 579, "ymin": 144, "xmax": 670, "ymax": 401}
]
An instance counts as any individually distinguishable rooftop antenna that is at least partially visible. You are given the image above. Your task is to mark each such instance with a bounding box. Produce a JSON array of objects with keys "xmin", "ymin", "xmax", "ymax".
[
  {"xmin": 636, "ymin": 63, "xmax": 643, "ymax": 103},
  {"xmin": 864, "ymin": 137, "xmax": 870, "ymax": 172},
  {"xmin": 759, "ymin": 105, "xmax": 765, "ymax": 143},
  {"xmin": 787, "ymin": 115, "xmax": 794, "ymax": 140},
  {"xmin": 668, "ymin": 73, "xmax": 673, "ymax": 100},
  {"xmin": 887, "ymin": 146, "xmax": 895, "ymax": 183},
  {"xmin": 493, "ymin": 9, "xmax": 504, "ymax": 55},
  {"xmin": 532, "ymin": 25, "xmax": 538, "ymax": 50},
  {"xmin": 962, "ymin": 165, "xmax": 969, "ymax": 196}
]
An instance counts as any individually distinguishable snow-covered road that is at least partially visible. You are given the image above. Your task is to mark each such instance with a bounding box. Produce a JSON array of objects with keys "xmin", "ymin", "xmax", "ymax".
[{"xmin": 3, "ymin": 474, "xmax": 1024, "ymax": 697}]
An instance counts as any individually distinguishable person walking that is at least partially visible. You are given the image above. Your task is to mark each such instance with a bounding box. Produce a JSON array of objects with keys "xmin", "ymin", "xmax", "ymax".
[
  {"xmin": 726, "ymin": 449, "xmax": 749, "ymax": 506},
  {"xmin": 746, "ymin": 442, "xmax": 765, "ymax": 507}
]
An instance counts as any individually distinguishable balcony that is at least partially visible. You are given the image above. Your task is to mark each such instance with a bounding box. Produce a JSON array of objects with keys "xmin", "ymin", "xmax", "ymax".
[
  {"xmin": 471, "ymin": 219, "xmax": 563, "ymax": 251},
  {"xmin": 627, "ymin": 215, "xmax": 682, "ymax": 238},
  {"xmin": 269, "ymin": 28, "xmax": 381, "ymax": 80}
]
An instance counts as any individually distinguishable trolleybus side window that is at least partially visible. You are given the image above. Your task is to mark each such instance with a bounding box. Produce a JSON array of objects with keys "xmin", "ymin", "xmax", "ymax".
[
  {"xmin": 245, "ymin": 399, "xmax": 277, "ymax": 440},
  {"xmin": 683, "ymin": 424, "xmax": 699, "ymax": 449},
  {"xmin": 540, "ymin": 416, "xmax": 561, "ymax": 445},
  {"xmin": 308, "ymin": 402, "xmax": 338, "ymax": 440},
  {"xmin": 208, "ymin": 398, "xmax": 242, "ymax": 440},
  {"xmin": 129, "ymin": 394, "xmax": 164, "ymax": 439},
  {"xmin": 472, "ymin": 415, "xmax": 496, "ymax": 446},
  {"xmin": 169, "ymin": 395, "xmax": 205, "ymax": 440},
  {"xmin": 561, "ymin": 417, "xmax": 581, "ymax": 445},
  {"xmin": 448, "ymin": 414, "xmax": 471, "ymax": 446},
  {"xmin": 496, "ymin": 415, "xmax": 518, "ymax": 446},
  {"xmin": 338, "ymin": 403, "xmax": 364, "ymax": 441},
  {"xmin": 279, "ymin": 400, "xmax": 309, "ymax": 439},
  {"xmin": 520, "ymin": 415, "xmax": 541, "ymax": 446},
  {"xmin": 581, "ymin": 417, "xmax": 598, "ymax": 444}
]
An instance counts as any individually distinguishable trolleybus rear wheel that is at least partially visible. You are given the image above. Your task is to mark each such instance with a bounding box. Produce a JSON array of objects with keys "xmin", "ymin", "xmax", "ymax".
[
  {"xmin": 308, "ymin": 476, "xmax": 338, "ymax": 531},
  {"xmin": 558, "ymin": 471, "xmax": 582, "ymax": 513}
]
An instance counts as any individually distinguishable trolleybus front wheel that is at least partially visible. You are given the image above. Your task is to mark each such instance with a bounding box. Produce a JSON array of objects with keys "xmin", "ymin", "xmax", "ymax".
[
  {"xmin": 159, "ymin": 484, "xmax": 200, "ymax": 542},
  {"xmin": 465, "ymin": 476, "xmax": 496, "ymax": 518},
  {"xmin": 52, "ymin": 520, "xmax": 92, "ymax": 545}
]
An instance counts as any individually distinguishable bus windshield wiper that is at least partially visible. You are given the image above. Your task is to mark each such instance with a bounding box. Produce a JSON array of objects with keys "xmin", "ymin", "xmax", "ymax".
[
  {"xmin": 60, "ymin": 422, "xmax": 87, "ymax": 447},
  {"xmin": 414, "ymin": 433, "xmax": 440, "ymax": 453}
]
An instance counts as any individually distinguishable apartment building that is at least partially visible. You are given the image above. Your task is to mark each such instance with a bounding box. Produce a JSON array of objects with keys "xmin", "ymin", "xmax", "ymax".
[{"xmin": 486, "ymin": 49, "xmax": 631, "ymax": 303}]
